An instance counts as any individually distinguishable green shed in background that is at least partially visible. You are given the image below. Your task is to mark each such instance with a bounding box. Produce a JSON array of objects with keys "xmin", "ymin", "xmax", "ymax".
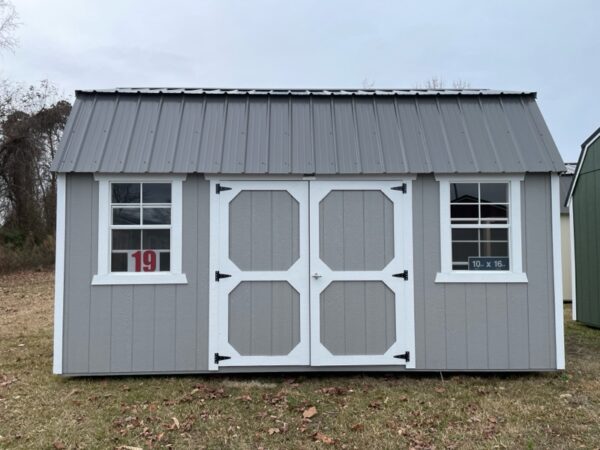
[{"xmin": 567, "ymin": 127, "xmax": 600, "ymax": 328}]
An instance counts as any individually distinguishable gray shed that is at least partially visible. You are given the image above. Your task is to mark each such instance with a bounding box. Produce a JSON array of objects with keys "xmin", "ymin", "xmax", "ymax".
[{"xmin": 51, "ymin": 88, "xmax": 566, "ymax": 375}]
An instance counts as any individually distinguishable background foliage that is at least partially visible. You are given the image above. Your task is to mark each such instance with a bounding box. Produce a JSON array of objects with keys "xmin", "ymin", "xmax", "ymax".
[{"xmin": 0, "ymin": 80, "xmax": 71, "ymax": 272}]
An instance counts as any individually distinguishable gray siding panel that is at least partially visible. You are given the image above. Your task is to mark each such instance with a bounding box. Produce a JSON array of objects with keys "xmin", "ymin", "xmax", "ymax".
[
  {"xmin": 61, "ymin": 173, "xmax": 557, "ymax": 374},
  {"xmin": 52, "ymin": 92, "xmax": 565, "ymax": 175},
  {"xmin": 62, "ymin": 174, "xmax": 210, "ymax": 374},
  {"xmin": 411, "ymin": 174, "xmax": 556, "ymax": 371}
]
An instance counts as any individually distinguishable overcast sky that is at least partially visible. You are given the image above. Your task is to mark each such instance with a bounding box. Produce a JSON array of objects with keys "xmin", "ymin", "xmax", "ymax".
[{"xmin": 2, "ymin": 0, "xmax": 599, "ymax": 161}]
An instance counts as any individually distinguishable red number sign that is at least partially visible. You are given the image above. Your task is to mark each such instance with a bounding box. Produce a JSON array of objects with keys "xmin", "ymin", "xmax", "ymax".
[{"xmin": 131, "ymin": 250, "xmax": 157, "ymax": 272}]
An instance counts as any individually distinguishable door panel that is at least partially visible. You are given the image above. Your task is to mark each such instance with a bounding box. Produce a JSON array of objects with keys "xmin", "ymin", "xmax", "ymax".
[
  {"xmin": 210, "ymin": 181, "xmax": 309, "ymax": 368},
  {"xmin": 310, "ymin": 180, "xmax": 415, "ymax": 367}
]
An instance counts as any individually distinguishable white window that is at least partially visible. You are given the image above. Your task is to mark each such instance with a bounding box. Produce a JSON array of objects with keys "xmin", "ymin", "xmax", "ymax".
[
  {"xmin": 92, "ymin": 175, "xmax": 187, "ymax": 285},
  {"xmin": 435, "ymin": 175, "xmax": 527, "ymax": 283}
]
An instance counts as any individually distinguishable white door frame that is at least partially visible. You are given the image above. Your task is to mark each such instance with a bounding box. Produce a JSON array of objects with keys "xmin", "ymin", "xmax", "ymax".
[
  {"xmin": 208, "ymin": 180, "xmax": 310, "ymax": 370},
  {"xmin": 309, "ymin": 180, "xmax": 415, "ymax": 368}
]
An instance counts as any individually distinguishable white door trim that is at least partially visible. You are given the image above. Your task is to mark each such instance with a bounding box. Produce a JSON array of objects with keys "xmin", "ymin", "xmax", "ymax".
[
  {"xmin": 308, "ymin": 180, "xmax": 416, "ymax": 368},
  {"xmin": 208, "ymin": 180, "xmax": 310, "ymax": 369}
]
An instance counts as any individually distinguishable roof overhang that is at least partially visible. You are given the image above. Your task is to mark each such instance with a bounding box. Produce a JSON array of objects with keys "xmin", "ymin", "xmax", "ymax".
[{"xmin": 565, "ymin": 127, "xmax": 600, "ymax": 207}]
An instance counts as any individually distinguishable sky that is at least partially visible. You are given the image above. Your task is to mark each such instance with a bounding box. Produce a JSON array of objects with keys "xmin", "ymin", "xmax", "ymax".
[{"xmin": 2, "ymin": 0, "xmax": 599, "ymax": 162}]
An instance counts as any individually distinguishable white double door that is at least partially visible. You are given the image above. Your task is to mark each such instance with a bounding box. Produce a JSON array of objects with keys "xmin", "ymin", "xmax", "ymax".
[{"xmin": 209, "ymin": 179, "xmax": 414, "ymax": 370}]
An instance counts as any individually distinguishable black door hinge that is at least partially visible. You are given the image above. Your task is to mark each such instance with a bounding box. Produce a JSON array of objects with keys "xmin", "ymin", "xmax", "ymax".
[
  {"xmin": 394, "ymin": 351, "xmax": 410, "ymax": 362},
  {"xmin": 215, "ymin": 183, "xmax": 231, "ymax": 194},
  {"xmin": 391, "ymin": 183, "xmax": 407, "ymax": 193},
  {"xmin": 393, "ymin": 270, "xmax": 409, "ymax": 280},
  {"xmin": 214, "ymin": 353, "xmax": 231, "ymax": 364},
  {"xmin": 215, "ymin": 271, "xmax": 232, "ymax": 282}
]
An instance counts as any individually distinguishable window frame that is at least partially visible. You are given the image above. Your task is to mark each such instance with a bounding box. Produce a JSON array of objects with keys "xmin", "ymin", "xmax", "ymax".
[
  {"xmin": 92, "ymin": 174, "xmax": 188, "ymax": 285},
  {"xmin": 435, "ymin": 174, "xmax": 527, "ymax": 283}
]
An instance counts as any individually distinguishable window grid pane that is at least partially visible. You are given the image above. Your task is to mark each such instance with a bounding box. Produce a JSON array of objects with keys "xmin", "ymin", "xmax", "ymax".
[
  {"xmin": 110, "ymin": 182, "xmax": 172, "ymax": 273},
  {"xmin": 450, "ymin": 182, "xmax": 510, "ymax": 271}
]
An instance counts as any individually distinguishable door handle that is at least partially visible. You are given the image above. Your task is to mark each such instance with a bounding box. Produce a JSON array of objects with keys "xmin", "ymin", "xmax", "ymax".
[{"xmin": 312, "ymin": 272, "xmax": 322, "ymax": 279}]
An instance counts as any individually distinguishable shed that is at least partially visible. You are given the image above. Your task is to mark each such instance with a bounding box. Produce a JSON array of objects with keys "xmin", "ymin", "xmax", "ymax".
[
  {"xmin": 566, "ymin": 128, "xmax": 600, "ymax": 327},
  {"xmin": 51, "ymin": 88, "xmax": 566, "ymax": 375}
]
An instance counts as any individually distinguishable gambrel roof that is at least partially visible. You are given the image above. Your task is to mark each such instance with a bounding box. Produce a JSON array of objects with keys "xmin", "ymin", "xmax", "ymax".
[{"xmin": 51, "ymin": 88, "xmax": 565, "ymax": 174}]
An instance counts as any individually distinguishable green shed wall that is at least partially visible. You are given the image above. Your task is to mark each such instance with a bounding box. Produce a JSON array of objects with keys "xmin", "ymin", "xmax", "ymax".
[{"xmin": 573, "ymin": 136, "xmax": 600, "ymax": 327}]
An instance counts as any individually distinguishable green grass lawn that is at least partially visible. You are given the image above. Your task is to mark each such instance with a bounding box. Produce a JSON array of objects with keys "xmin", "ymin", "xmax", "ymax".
[{"xmin": 1, "ymin": 271, "xmax": 600, "ymax": 449}]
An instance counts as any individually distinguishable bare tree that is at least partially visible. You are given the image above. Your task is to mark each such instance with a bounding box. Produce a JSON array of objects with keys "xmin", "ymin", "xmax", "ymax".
[
  {"xmin": 0, "ymin": 0, "xmax": 18, "ymax": 52},
  {"xmin": 415, "ymin": 77, "xmax": 471, "ymax": 90},
  {"xmin": 361, "ymin": 78, "xmax": 375, "ymax": 89}
]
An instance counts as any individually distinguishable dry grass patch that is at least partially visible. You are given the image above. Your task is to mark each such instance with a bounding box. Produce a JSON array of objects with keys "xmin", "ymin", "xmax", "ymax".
[{"xmin": 1, "ymin": 270, "xmax": 600, "ymax": 449}]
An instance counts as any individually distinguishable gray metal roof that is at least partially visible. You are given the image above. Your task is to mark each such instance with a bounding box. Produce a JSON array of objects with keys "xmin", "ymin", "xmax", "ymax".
[{"xmin": 51, "ymin": 89, "xmax": 565, "ymax": 174}]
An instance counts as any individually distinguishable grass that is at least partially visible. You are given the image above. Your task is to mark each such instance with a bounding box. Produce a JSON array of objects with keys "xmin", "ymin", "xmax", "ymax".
[{"xmin": 1, "ymin": 271, "xmax": 600, "ymax": 449}]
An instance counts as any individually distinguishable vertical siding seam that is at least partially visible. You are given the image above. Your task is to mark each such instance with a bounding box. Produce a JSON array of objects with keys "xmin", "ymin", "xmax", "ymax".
[
  {"xmin": 192, "ymin": 97, "xmax": 207, "ymax": 171},
  {"xmin": 455, "ymin": 97, "xmax": 480, "ymax": 172},
  {"xmin": 361, "ymin": 191, "xmax": 366, "ymax": 269},
  {"xmin": 62, "ymin": 180, "xmax": 69, "ymax": 372},
  {"xmin": 504, "ymin": 284, "xmax": 509, "ymax": 369},
  {"xmin": 363, "ymin": 282, "xmax": 367, "ymax": 354},
  {"xmin": 129, "ymin": 286, "xmax": 134, "ymax": 371},
  {"xmin": 418, "ymin": 178, "xmax": 426, "ymax": 368},
  {"xmin": 412, "ymin": 98, "xmax": 433, "ymax": 172},
  {"xmin": 391, "ymin": 98, "xmax": 409, "ymax": 172},
  {"xmin": 443, "ymin": 285, "xmax": 449, "ymax": 369},
  {"xmin": 523, "ymin": 177, "xmax": 531, "ymax": 368},
  {"xmin": 174, "ymin": 287, "xmax": 178, "ymax": 370},
  {"xmin": 194, "ymin": 179, "xmax": 200, "ymax": 369},
  {"xmin": 70, "ymin": 95, "xmax": 98, "ymax": 172},
  {"xmin": 463, "ymin": 286, "xmax": 468, "ymax": 368},
  {"xmin": 109, "ymin": 287, "xmax": 113, "ymax": 372},
  {"xmin": 547, "ymin": 176, "xmax": 555, "ymax": 365},
  {"xmin": 434, "ymin": 97, "xmax": 457, "ymax": 172},
  {"xmin": 152, "ymin": 286, "xmax": 156, "ymax": 371},
  {"xmin": 87, "ymin": 181, "xmax": 93, "ymax": 373},
  {"xmin": 477, "ymin": 97, "xmax": 504, "ymax": 173},
  {"xmin": 95, "ymin": 96, "xmax": 120, "ymax": 172},
  {"xmin": 120, "ymin": 96, "xmax": 142, "ymax": 173},
  {"xmin": 143, "ymin": 96, "xmax": 165, "ymax": 173}
]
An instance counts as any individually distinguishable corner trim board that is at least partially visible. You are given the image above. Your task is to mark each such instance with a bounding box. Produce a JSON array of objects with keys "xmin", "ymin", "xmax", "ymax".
[
  {"xmin": 53, "ymin": 174, "xmax": 66, "ymax": 375},
  {"xmin": 569, "ymin": 201, "xmax": 576, "ymax": 320},
  {"xmin": 551, "ymin": 174, "xmax": 566, "ymax": 369}
]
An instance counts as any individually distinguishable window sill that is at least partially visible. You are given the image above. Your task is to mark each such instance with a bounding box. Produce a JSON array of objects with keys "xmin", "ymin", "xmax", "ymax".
[
  {"xmin": 435, "ymin": 272, "xmax": 528, "ymax": 284},
  {"xmin": 92, "ymin": 273, "xmax": 188, "ymax": 286}
]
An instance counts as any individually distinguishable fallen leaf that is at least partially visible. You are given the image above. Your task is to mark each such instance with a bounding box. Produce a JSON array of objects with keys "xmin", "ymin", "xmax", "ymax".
[
  {"xmin": 303, "ymin": 406, "xmax": 318, "ymax": 419},
  {"xmin": 237, "ymin": 394, "xmax": 252, "ymax": 402},
  {"xmin": 53, "ymin": 441, "xmax": 66, "ymax": 449},
  {"xmin": 368, "ymin": 400, "xmax": 382, "ymax": 409},
  {"xmin": 268, "ymin": 427, "xmax": 280, "ymax": 435},
  {"xmin": 313, "ymin": 432, "xmax": 334, "ymax": 445},
  {"xmin": 118, "ymin": 446, "xmax": 143, "ymax": 450},
  {"xmin": 435, "ymin": 387, "xmax": 446, "ymax": 393},
  {"xmin": 350, "ymin": 423, "xmax": 364, "ymax": 431},
  {"xmin": 172, "ymin": 417, "xmax": 180, "ymax": 429}
]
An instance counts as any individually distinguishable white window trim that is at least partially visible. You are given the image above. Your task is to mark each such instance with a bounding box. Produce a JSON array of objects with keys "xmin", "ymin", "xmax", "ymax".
[
  {"xmin": 92, "ymin": 174, "xmax": 188, "ymax": 285},
  {"xmin": 434, "ymin": 174, "xmax": 527, "ymax": 284}
]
